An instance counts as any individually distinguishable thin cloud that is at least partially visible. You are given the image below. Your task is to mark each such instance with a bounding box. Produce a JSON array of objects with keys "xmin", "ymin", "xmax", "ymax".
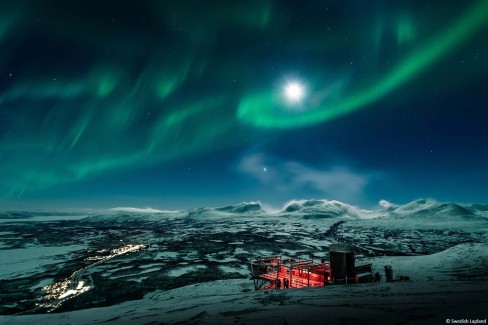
[{"xmin": 236, "ymin": 152, "xmax": 377, "ymax": 203}]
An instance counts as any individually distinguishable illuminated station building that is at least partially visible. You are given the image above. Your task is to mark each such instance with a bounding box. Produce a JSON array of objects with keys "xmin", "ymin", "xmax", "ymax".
[{"xmin": 249, "ymin": 244, "xmax": 373, "ymax": 290}]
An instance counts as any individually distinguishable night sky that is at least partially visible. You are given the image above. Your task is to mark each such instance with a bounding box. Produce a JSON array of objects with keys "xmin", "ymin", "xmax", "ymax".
[{"xmin": 1, "ymin": 0, "xmax": 487, "ymax": 210}]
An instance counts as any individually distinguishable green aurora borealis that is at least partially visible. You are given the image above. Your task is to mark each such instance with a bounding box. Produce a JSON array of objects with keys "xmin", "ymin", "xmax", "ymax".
[
  {"xmin": 0, "ymin": 1, "xmax": 487, "ymax": 208},
  {"xmin": 237, "ymin": 0, "xmax": 488, "ymax": 128}
]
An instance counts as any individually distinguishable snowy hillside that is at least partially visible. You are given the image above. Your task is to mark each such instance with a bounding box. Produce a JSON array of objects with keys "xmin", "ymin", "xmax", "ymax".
[{"xmin": 2, "ymin": 243, "xmax": 487, "ymax": 325}]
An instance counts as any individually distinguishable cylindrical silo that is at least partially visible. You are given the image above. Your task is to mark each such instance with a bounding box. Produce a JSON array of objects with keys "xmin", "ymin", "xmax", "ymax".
[{"xmin": 329, "ymin": 243, "xmax": 355, "ymax": 284}]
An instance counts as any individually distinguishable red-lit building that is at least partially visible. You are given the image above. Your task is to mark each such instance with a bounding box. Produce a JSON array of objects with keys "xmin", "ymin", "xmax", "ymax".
[
  {"xmin": 249, "ymin": 244, "xmax": 373, "ymax": 290},
  {"xmin": 250, "ymin": 256, "xmax": 331, "ymax": 290}
]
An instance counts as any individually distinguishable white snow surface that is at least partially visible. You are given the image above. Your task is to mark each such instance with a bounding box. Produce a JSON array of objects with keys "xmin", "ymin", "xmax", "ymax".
[{"xmin": 0, "ymin": 245, "xmax": 86, "ymax": 279}]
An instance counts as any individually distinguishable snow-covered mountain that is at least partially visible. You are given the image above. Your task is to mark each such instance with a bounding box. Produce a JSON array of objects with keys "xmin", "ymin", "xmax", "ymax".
[
  {"xmin": 278, "ymin": 199, "xmax": 363, "ymax": 219},
  {"xmin": 187, "ymin": 202, "xmax": 265, "ymax": 218},
  {"xmin": 23, "ymin": 199, "xmax": 482, "ymax": 223},
  {"xmin": 276, "ymin": 198, "xmax": 487, "ymax": 222},
  {"xmin": 187, "ymin": 198, "xmax": 487, "ymax": 221},
  {"xmin": 215, "ymin": 201, "xmax": 264, "ymax": 214},
  {"xmin": 384, "ymin": 199, "xmax": 481, "ymax": 220}
]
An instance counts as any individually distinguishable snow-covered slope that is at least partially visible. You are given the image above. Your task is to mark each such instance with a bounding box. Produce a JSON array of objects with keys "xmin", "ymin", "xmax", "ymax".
[
  {"xmin": 2, "ymin": 243, "xmax": 487, "ymax": 325},
  {"xmin": 368, "ymin": 242, "xmax": 488, "ymax": 281}
]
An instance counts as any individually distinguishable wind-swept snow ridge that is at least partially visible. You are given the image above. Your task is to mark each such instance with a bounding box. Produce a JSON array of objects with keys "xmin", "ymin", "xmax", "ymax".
[
  {"xmin": 381, "ymin": 199, "xmax": 485, "ymax": 222},
  {"xmin": 109, "ymin": 207, "xmax": 179, "ymax": 213},
  {"xmin": 186, "ymin": 202, "xmax": 265, "ymax": 218},
  {"xmin": 215, "ymin": 202, "xmax": 264, "ymax": 214},
  {"xmin": 278, "ymin": 199, "xmax": 376, "ymax": 219},
  {"xmin": 77, "ymin": 199, "xmax": 488, "ymax": 221}
]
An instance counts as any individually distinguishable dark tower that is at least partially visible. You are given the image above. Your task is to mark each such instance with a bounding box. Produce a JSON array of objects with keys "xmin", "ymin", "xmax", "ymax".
[{"xmin": 329, "ymin": 243, "xmax": 355, "ymax": 284}]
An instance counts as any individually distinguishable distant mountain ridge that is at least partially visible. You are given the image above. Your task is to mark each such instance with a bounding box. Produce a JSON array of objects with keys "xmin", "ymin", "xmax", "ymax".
[
  {"xmin": 180, "ymin": 198, "xmax": 488, "ymax": 221},
  {"xmin": 5, "ymin": 199, "xmax": 486, "ymax": 222}
]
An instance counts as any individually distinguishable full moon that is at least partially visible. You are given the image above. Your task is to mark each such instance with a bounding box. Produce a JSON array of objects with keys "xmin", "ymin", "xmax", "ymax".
[{"xmin": 284, "ymin": 82, "xmax": 305, "ymax": 102}]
